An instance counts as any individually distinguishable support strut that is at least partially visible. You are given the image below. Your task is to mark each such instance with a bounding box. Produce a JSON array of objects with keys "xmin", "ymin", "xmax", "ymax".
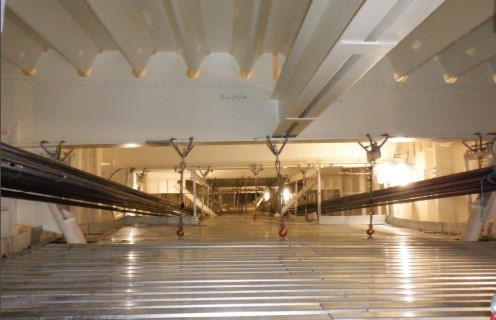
[
  {"xmin": 40, "ymin": 140, "xmax": 74, "ymax": 163},
  {"xmin": 266, "ymin": 135, "xmax": 289, "ymax": 239},
  {"xmin": 358, "ymin": 133, "xmax": 389, "ymax": 238},
  {"xmin": 170, "ymin": 137, "xmax": 194, "ymax": 239},
  {"xmin": 250, "ymin": 164, "xmax": 263, "ymax": 220}
]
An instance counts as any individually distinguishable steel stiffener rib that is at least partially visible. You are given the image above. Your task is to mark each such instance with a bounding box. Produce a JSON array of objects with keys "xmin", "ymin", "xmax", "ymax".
[
  {"xmin": 0, "ymin": 142, "xmax": 190, "ymax": 216},
  {"xmin": 297, "ymin": 166, "xmax": 496, "ymax": 214}
]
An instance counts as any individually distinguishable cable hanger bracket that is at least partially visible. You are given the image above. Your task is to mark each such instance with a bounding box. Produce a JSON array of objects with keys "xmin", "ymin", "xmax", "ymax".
[{"xmin": 357, "ymin": 133, "xmax": 389, "ymax": 238}]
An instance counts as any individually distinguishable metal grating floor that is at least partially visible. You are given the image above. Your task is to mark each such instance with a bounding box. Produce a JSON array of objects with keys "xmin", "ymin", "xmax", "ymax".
[{"xmin": 1, "ymin": 215, "xmax": 495, "ymax": 319}]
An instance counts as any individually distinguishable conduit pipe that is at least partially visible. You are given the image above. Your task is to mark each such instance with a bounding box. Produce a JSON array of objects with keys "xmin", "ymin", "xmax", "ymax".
[
  {"xmin": 297, "ymin": 167, "xmax": 496, "ymax": 214},
  {"xmin": 1, "ymin": 143, "xmax": 189, "ymax": 217}
]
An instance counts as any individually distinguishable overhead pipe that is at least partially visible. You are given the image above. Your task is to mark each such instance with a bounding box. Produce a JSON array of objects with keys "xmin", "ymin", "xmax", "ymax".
[
  {"xmin": 162, "ymin": 0, "xmax": 209, "ymax": 78},
  {"xmin": 232, "ymin": 0, "xmax": 273, "ymax": 79}
]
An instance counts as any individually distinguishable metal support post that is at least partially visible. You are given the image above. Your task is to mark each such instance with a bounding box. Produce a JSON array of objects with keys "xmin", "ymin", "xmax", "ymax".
[
  {"xmin": 250, "ymin": 164, "xmax": 263, "ymax": 219},
  {"xmin": 40, "ymin": 140, "xmax": 74, "ymax": 163},
  {"xmin": 192, "ymin": 172, "xmax": 197, "ymax": 222},
  {"xmin": 198, "ymin": 167, "xmax": 212, "ymax": 220},
  {"xmin": 294, "ymin": 180, "xmax": 298, "ymax": 216},
  {"xmin": 358, "ymin": 133, "xmax": 389, "ymax": 238},
  {"xmin": 266, "ymin": 135, "xmax": 289, "ymax": 238},
  {"xmin": 170, "ymin": 137, "xmax": 194, "ymax": 239},
  {"xmin": 462, "ymin": 139, "xmax": 496, "ymax": 241},
  {"xmin": 316, "ymin": 164, "xmax": 321, "ymax": 225}
]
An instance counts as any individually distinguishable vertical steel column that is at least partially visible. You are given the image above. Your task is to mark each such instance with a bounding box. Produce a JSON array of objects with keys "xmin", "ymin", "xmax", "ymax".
[
  {"xmin": 317, "ymin": 165, "xmax": 321, "ymax": 224},
  {"xmin": 266, "ymin": 136, "xmax": 289, "ymax": 238},
  {"xmin": 461, "ymin": 135, "xmax": 496, "ymax": 241},
  {"xmin": 294, "ymin": 180, "xmax": 298, "ymax": 216},
  {"xmin": 192, "ymin": 172, "xmax": 197, "ymax": 222}
]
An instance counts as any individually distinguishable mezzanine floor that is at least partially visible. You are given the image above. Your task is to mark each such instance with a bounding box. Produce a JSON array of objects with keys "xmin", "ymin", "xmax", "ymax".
[{"xmin": 1, "ymin": 214, "xmax": 495, "ymax": 319}]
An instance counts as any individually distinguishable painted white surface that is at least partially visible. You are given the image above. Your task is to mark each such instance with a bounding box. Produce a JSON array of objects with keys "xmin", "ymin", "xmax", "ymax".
[
  {"xmin": 319, "ymin": 215, "xmax": 386, "ymax": 225},
  {"xmin": 300, "ymin": 59, "xmax": 496, "ymax": 140},
  {"xmin": 1, "ymin": 198, "xmax": 16, "ymax": 238},
  {"xmin": 0, "ymin": 0, "xmax": 5, "ymax": 33},
  {"xmin": 54, "ymin": 207, "xmax": 87, "ymax": 244},
  {"xmin": 16, "ymin": 200, "xmax": 61, "ymax": 233},
  {"xmin": 1, "ymin": 51, "xmax": 278, "ymax": 145}
]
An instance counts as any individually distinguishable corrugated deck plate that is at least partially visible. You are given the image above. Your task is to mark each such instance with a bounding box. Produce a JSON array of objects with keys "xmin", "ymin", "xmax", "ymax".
[{"xmin": 1, "ymin": 215, "xmax": 495, "ymax": 319}]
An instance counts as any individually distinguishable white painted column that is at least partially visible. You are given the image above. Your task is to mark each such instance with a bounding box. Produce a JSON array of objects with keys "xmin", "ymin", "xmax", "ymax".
[
  {"xmin": 461, "ymin": 152, "xmax": 496, "ymax": 241},
  {"xmin": 49, "ymin": 204, "xmax": 86, "ymax": 244},
  {"xmin": 461, "ymin": 192, "xmax": 496, "ymax": 241},
  {"xmin": 1, "ymin": 0, "xmax": 5, "ymax": 33}
]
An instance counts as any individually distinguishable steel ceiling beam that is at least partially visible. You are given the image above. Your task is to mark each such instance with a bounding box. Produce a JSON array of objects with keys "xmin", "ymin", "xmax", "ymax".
[
  {"xmin": 232, "ymin": 0, "xmax": 273, "ymax": 79},
  {"xmin": 387, "ymin": 0, "xmax": 494, "ymax": 82},
  {"xmin": 6, "ymin": 0, "xmax": 100, "ymax": 76},
  {"xmin": 0, "ymin": 10, "xmax": 45, "ymax": 76},
  {"xmin": 436, "ymin": 18, "xmax": 496, "ymax": 82},
  {"xmin": 85, "ymin": 0, "xmax": 155, "ymax": 78},
  {"xmin": 273, "ymin": 0, "xmax": 446, "ymax": 137},
  {"xmin": 263, "ymin": 0, "xmax": 310, "ymax": 56},
  {"xmin": 162, "ymin": 0, "xmax": 209, "ymax": 78}
]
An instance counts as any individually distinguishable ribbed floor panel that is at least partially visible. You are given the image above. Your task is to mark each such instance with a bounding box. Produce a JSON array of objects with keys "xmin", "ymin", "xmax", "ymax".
[{"xmin": 1, "ymin": 215, "xmax": 495, "ymax": 319}]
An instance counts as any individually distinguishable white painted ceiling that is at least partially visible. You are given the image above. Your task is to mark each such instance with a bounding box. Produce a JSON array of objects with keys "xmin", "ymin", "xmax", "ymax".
[{"xmin": 1, "ymin": 0, "xmax": 495, "ymax": 178}]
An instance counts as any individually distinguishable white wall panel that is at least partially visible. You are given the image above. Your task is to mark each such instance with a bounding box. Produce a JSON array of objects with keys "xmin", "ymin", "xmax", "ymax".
[
  {"xmin": 300, "ymin": 59, "xmax": 496, "ymax": 140},
  {"xmin": 1, "ymin": 50, "xmax": 494, "ymax": 145},
  {"xmin": 1, "ymin": 51, "xmax": 277, "ymax": 145}
]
